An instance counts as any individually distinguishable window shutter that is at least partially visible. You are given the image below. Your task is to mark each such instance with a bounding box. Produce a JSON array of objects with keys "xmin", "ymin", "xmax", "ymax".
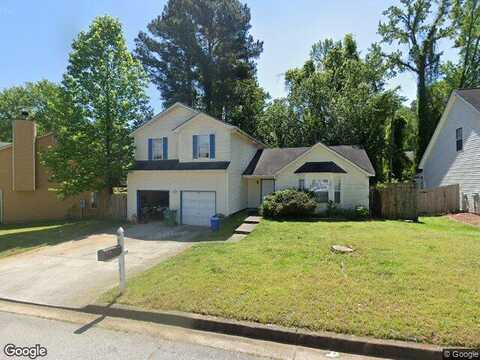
[
  {"xmin": 148, "ymin": 139, "xmax": 153, "ymax": 160},
  {"xmin": 209, "ymin": 134, "xmax": 215, "ymax": 159},
  {"xmin": 193, "ymin": 135, "xmax": 198, "ymax": 159},
  {"xmin": 163, "ymin": 137, "xmax": 168, "ymax": 159}
]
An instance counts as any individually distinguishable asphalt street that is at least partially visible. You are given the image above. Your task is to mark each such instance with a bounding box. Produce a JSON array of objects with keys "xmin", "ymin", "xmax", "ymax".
[
  {"xmin": 0, "ymin": 312, "xmax": 264, "ymax": 360},
  {"xmin": 0, "ymin": 310, "xmax": 385, "ymax": 360}
]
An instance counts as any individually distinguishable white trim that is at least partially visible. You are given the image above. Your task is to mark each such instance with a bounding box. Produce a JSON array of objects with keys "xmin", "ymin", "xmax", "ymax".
[
  {"xmin": 275, "ymin": 142, "xmax": 374, "ymax": 177},
  {"xmin": 130, "ymin": 102, "xmax": 196, "ymax": 136},
  {"xmin": 419, "ymin": 91, "xmax": 480, "ymax": 169}
]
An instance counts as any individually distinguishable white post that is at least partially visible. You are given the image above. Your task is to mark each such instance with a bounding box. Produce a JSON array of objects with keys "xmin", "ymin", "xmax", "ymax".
[{"xmin": 117, "ymin": 227, "xmax": 126, "ymax": 294}]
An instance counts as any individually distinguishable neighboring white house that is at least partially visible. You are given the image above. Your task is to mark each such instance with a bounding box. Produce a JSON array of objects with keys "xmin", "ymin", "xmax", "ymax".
[
  {"xmin": 419, "ymin": 89, "xmax": 480, "ymax": 211},
  {"xmin": 128, "ymin": 102, "xmax": 375, "ymax": 226}
]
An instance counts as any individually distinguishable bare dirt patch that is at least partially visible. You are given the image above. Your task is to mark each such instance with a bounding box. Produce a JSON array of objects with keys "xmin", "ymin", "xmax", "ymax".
[{"xmin": 448, "ymin": 212, "xmax": 480, "ymax": 226}]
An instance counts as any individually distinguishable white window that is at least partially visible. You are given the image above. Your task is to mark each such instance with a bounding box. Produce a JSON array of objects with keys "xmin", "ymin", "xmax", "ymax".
[
  {"xmin": 334, "ymin": 178, "xmax": 341, "ymax": 204},
  {"xmin": 298, "ymin": 179, "xmax": 305, "ymax": 190},
  {"xmin": 152, "ymin": 138, "xmax": 164, "ymax": 160},
  {"xmin": 197, "ymin": 135, "xmax": 210, "ymax": 159},
  {"xmin": 311, "ymin": 179, "xmax": 329, "ymax": 203},
  {"xmin": 456, "ymin": 127, "xmax": 463, "ymax": 152}
]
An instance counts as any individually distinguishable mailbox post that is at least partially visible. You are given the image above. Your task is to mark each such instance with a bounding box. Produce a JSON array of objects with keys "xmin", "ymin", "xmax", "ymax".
[
  {"xmin": 97, "ymin": 226, "xmax": 128, "ymax": 295},
  {"xmin": 117, "ymin": 227, "xmax": 126, "ymax": 294}
]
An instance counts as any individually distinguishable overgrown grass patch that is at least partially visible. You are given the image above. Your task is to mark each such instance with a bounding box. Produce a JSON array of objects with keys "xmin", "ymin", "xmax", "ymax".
[{"xmin": 102, "ymin": 216, "xmax": 480, "ymax": 347}]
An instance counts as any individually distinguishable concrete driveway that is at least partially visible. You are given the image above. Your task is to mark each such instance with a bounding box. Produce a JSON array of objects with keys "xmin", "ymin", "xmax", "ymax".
[{"xmin": 0, "ymin": 223, "xmax": 207, "ymax": 308}]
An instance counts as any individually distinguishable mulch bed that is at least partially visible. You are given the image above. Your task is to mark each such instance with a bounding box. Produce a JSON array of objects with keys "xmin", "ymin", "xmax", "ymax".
[{"xmin": 448, "ymin": 212, "xmax": 480, "ymax": 226}]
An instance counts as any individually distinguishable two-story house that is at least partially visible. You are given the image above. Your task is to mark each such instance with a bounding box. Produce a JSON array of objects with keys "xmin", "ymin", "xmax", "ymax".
[
  {"xmin": 128, "ymin": 103, "xmax": 375, "ymax": 226},
  {"xmin": 419, "ymin": 88, "xmax": 480, "ymax": 211}
]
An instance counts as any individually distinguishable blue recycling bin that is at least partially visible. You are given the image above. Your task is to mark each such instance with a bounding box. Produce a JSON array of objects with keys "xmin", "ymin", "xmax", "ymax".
[{"xmin": 210, "ymin": 216, "xmax": 220, "ymax": 231}]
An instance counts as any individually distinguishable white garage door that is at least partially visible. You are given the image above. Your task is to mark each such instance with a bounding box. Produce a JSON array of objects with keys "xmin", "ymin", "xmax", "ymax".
[{"xmin": 181, "ymin": 191, "xmax": 216, "ymax": 226}]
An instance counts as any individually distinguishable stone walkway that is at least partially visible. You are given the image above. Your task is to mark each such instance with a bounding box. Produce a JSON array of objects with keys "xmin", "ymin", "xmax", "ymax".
[{"xmin": 226, "ymin": 216, "xmax": 261, "ymax": 242}]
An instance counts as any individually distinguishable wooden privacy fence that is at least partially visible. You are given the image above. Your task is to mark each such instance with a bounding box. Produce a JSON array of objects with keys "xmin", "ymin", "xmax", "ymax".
[
  {"xmin": 417, "ymin": 184, "xmax": 460, "ymax": 215},
  {"xmin": 370, "ymin": 183, "xmax": 460, "ymax": 220},
  {"xmin": 107, "ymin": 193, "xmax": 127, "ymax": 220},
  {"xmin": 84, "ymin": 192, "xmax": 127, "ymax": 220}
]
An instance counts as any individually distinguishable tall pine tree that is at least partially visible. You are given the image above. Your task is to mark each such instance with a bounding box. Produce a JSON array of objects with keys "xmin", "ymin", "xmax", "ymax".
[{"xmin": 135, "ymin": 0, "xmax": 265, "ymax": 133}]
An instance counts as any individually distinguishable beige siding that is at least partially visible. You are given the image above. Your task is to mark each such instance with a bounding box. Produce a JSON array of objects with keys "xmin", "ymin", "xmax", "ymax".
[
  {"xmin": 275, "ymin": 145, "xmax": 370, "ymax": 209},
  {"xmin": 13, "ymin": 120, "xmax": 36, "ymax": 191},
  {"xmin": 422, "ymin": 96, "xmax": 480, "ymax": 209},
  {"xmin": 227, "ymin": 134, "xmax": 259, "ymax": 214},
  {"xmin": 134, "ymin": 105, "xmax": 196, "ymax": 160},
  {"xmin": 127, "ymin": 170, "xmax": 228, "ymax": 222},
  {"xmin": 0, "ymin": 135, "xmax": 92, "ymax": 224},
  {"xmin": 177, "ymin": 114, "xmax": 231, "ymax": 162}
]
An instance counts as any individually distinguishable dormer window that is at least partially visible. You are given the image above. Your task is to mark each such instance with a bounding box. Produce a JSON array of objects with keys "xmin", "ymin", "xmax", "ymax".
[{"xmin": 456, "ymin": 127, "xmax": 463, "ymax": 152}]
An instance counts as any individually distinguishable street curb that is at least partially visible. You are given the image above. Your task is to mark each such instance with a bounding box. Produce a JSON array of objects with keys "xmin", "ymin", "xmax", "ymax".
[{"xmin": 84, "ymin": 303, "xmax": 443, "ymax": 360}]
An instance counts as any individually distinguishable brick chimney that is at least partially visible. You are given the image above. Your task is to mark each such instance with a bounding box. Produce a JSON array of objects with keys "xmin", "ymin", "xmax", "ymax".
[{"xmin": 12, "ymin": 111, "xmax": 36, "ymax": 191}]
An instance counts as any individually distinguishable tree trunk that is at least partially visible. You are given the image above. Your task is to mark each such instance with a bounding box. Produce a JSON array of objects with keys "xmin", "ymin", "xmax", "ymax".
[{"xmin": 416, "ymin": 66, "xmax": 430, "ymax": 167}]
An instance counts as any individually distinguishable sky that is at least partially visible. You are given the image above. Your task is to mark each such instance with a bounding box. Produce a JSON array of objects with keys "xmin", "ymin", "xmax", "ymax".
[{"xmin": 0, "ymin": 0, "xmax": 457, "ymax": 113}]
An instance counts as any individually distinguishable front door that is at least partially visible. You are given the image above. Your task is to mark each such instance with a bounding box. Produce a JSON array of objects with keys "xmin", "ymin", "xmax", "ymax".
[{"xmin": 261, "ymin": 179, "xmax": 275, "ymax": 201}]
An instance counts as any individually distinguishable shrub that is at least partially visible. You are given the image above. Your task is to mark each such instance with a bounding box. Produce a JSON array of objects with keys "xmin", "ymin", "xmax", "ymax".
[
  {"xmin": 261, "ymin": 189, "xmax": 317, "ymax": 218},
  {"xmin": 325, "ymin": 201, "xmax": 370, "ymax": 220}
]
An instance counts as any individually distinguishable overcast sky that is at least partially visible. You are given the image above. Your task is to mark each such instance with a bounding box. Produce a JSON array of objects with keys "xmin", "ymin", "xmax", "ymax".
[{"xmin": 0, "ymin": 0, "xmax": 457, "ymax": 113}]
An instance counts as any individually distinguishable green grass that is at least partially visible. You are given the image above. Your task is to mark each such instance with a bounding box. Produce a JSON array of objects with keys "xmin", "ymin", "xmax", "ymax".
[
  {"xmin": 0, "ymin": 219, "xmax": 119, "ymax": 258},
  {"xmin": 102, "ymin": 216, "xmax": 480, "ymax": 347},
  {"xmin": 193, "ymin": 211, "xmax": 248, "ymax": 242}
]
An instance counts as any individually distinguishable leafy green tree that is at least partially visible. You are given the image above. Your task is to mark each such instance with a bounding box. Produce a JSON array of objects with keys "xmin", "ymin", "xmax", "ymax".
[
  {"xmin": 274, "ymin": 35, "xmax": 401, "ymax": 180},
  {"xmin": 448, "ymin": 0, "xmax": 480, "ymax": 88},
  {"xmin": 257, "ymin": 98, "xmax": 302, "ymax": 147},
  {"xmin": 226, "ymin": 78, "xmax": 269, "ymax": 137},
  {"xmin": 387, "ymin": 115, "xmax": 409, "ymax": 180},
  {"xmin": 42, "ymin": 16, "xmax": 152, "ymax": 196},
  {"xmin": 379, "ymin": 0, "xmax": 452, "ymax": 166},
  {"xmin": 135, "ymin": 0, "xmax": 264, "ymax": 131},
  {"xmin": 0, "ymin": 80, "xmax": 64, "ymax": 142}
]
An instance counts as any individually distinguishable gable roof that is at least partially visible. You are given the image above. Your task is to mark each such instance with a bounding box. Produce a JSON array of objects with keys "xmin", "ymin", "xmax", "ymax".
[
  {"xmin": 456, "ymin": 88, "xmax": 480, "ymax": 112},
  {"xmin": 130, "ymin": 102, "xmax": 196, "ymax": 136},
  {"xmin": 243, "ymin": 147, "xmax": 310, "ymax": 176},
  {"xmin": 419, "ymin": 89, "xmax": 480, "ymax": 169},
  {"xmin": 329, "ymin": 145, "xmax": 375, "ymax": 175},
  {"xmin": 132, "ymin": 102, "xmax": 265, "ymax": 147},
  {"xmin": 244, "ymin": 144, "xmax": 375, "ymax": 177}
]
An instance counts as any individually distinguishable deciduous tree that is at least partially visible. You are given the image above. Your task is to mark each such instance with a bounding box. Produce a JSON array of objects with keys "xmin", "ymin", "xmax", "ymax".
[{"xmin": 42, "ymin": 16, "xmax": 152, "ymax": 196}]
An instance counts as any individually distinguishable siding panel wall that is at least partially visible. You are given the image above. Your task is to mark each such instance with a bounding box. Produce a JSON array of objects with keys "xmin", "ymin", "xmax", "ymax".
[{"xmin": 422, "ymin": 97, "xmax": 480, "ymax": 210}]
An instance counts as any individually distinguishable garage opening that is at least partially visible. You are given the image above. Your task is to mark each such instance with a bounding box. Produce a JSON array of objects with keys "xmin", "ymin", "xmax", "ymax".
[
  {"xmin": 137, "ymin": 190, "xmax": 169, "ymax": 222},
  {"xmin": 181, "ymin": 191, "xmax": 216, "ymax": 226}
]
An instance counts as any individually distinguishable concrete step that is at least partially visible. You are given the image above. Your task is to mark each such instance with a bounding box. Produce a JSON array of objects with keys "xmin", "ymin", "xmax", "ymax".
[
  {"xmin": 244, "ymin": 216, "xmax": 262, "ymax": 224},
  {"xmin": 235, "ymin": 222, "xmax": 258, "ymax": 235},
  {"xmin": 226, "ymin": 234, "xmax": 247, "ymax": 243}
]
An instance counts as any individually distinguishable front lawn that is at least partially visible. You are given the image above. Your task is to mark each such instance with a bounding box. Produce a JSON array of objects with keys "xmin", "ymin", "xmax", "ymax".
[
  {"xmin": 0, "ymin": 220, "xmax": 120, "ymax": 258},
  {"xmin": 102, "ymin": 217, "xmax": 480, "ymax": 347}
]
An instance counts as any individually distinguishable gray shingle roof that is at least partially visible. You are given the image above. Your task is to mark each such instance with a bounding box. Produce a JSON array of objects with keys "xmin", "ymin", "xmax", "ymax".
[
  {"xmin": 243, "ymin": 144, "xmax": 375, "ymax": 176},
  {"xmin": 329, "ymin": 145, "xmax": 375, "ymax": 175},
  {"xmin": 456, "ymin": 88, "xmax": 480, "ymax": 112},
  {"xmin": 243, "ymin": 147, "xmax": 310, "ymax": 176}
]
